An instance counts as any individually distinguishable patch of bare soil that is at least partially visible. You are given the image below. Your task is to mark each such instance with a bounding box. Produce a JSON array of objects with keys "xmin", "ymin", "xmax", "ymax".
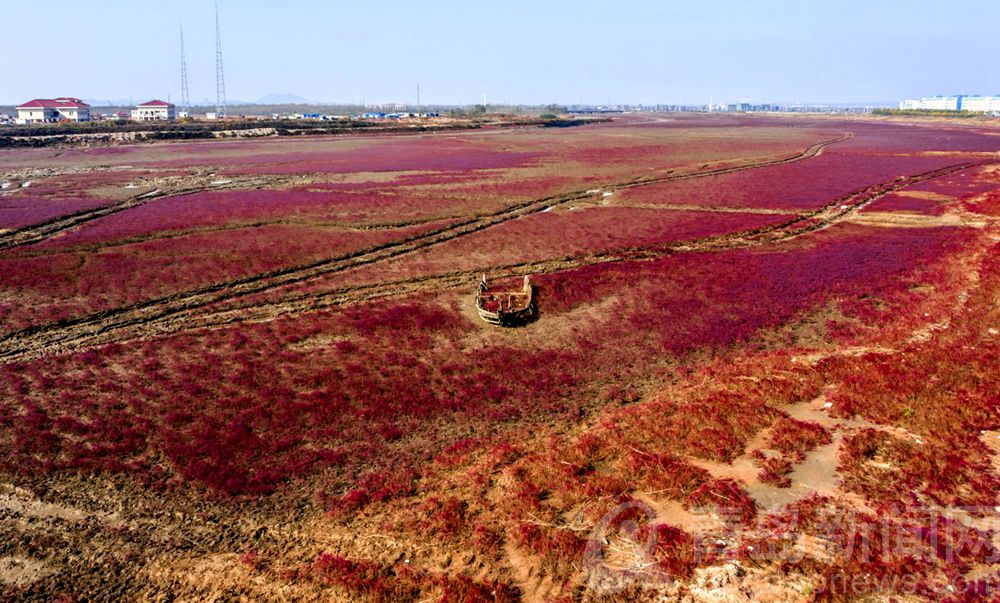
[
  {"xmin": 0, "ymin": 556, "xmax": 52, "ymax": 588},
  {"xmin": 604, "ymin": 201, "xmax": 795, "ymax": 216},
  {"xmin": 846, "ymin": 210, "xmax": 986, "ymax": 229},
  {"xmin": 687, "ymin": 562, "xmax": 815, "ymax": 602},
  {"xmin": 915, "ymin": 150, "xmax": 1000, "ymax": 159},
  {"xmin": 893, "ymin": 190, "xmax": 956, "ymax": 202},
  {"xmin": 140, "ymin": 553, "xmax": 339, "ymax": 602}
]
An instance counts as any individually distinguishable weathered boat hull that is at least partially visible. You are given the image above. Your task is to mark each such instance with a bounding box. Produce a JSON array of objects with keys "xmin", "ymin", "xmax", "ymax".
[{"xmin": 475, "ymin": 275, "xmax": 535, "ymax": 326}]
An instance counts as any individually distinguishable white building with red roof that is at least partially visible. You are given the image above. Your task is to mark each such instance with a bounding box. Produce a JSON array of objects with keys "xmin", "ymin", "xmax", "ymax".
[
  {"xmin": 15, "ymin": 98, "xmax": 91, "ymax": 124},
  {"xmin": 131, "ymin": 99, "xmax": 176, "ymax": 122}
]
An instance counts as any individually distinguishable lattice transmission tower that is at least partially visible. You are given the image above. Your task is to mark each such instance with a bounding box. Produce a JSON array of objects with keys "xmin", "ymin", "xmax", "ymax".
[
  {"xmin": 180, "ymin": 25, "xmax": 190, "ymax": 113},
  {"xmin": 215, "ymin": 1, "xmax": 227, "ymax": 118}
]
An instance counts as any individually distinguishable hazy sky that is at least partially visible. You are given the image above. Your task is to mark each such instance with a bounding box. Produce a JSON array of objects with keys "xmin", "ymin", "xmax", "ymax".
[{"xmin": 4, "ymin": 0, "xmax": 999, "ymax": 106}]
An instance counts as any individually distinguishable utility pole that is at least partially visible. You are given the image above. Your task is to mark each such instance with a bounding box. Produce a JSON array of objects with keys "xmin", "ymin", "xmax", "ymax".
[{"xmin": 417, "ymin": 83, "xmax": 420, "ymax": 109}]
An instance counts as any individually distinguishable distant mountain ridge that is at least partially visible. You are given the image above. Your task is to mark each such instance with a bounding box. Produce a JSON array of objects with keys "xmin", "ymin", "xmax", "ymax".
[
  {"xmin": 74, "ymin": 94, "xmax": 312, "ymax": 108},
  {"xmin": 256, "ymin": 93, "xmax": 312, "ymax": 105},
  {"xmin": 83, "ymin": 98, "xmax": 135, "ymax": 107}
]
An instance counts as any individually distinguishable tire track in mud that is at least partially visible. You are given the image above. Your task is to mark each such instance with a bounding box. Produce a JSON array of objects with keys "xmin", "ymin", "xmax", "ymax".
[
  {"xmin": 129, "ymin": 161, "xmax": 989, "ymax": 337},
  {"xmin": 4, "ymin": 215, "xmax": 465, "ymax": 259},
  {"xmin": 0, "ymin": 134, "xmax": 859, "ymax": 362},
  {"xmin": 4, "ymin": 161, "xmax": 981, "ymax": 366},
  {"xmin": 0, "ymin": 133, "xmax": 847, "ymax": 252},
  {"xmin": 4, "ymin": 161, "xmax": 983, "ymax": 362},
  {"xmin": 0, "ymin": 188, "xmax": 169, "ymax": 250},
  {"xmin": 0, "ymin": 175, "xmax": 296, "ymax": 251}
]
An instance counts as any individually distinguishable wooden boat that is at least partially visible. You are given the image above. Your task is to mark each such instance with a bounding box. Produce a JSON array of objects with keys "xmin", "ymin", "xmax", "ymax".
[{"xmin": 475, "ymin": 274, "xmax": 535, "ymax": 326}]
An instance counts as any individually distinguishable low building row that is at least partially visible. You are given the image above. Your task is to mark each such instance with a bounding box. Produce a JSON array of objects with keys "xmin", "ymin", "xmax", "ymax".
[
  {"xmin": 15, "ymin": 98, "xmax": 179, "ymax": 124},
  {"xmin": 899, "ymin": 95, "xmax": 1000, "ymax": 113}
]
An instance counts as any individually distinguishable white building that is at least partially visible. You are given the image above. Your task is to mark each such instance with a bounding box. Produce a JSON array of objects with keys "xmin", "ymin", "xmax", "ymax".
[
  {"xmin": 960, "ymin": 96, "xmax": 1000, "ymax": 113},
  {"xmin": 131, "ymin": 99, "xmax": 176, "ymax": 121},
  {"xmin": 15, "ymin": 98, "xmax": 91, "ymax": 124},
  {"xmin": 900, "ymin": 95, "xmax": 1000, "ymax": 113},
  {"xmin": 899, "ymin": 96, "xmax": 962, "ymax": 111}
]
